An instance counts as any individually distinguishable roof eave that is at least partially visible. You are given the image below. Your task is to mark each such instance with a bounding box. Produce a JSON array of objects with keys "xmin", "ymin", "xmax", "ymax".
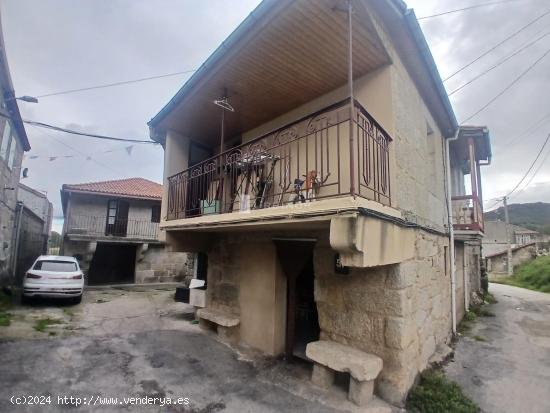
[
  {"xmin": 402, "ymin": 9, "xmax": 458, "ymax": 137},
  {"xmin": 148, "ymin": 0, "xmax": 286, "ymax": 136}
]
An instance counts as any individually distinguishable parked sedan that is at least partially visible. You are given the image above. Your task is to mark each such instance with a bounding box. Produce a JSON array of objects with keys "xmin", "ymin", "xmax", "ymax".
[{"xmin": 23, "ymin": 256, "xmax": 84, "ymax": 304}]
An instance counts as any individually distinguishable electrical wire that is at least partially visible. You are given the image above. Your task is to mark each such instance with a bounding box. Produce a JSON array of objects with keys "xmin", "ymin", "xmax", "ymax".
[
  {"xmin": 510, "ymin": 140, "xmax": 550, "ymax": 199},
  {"xmin": 485, "ymin": 131, "xmax": 550, "ymax": 209},
  {"xmin": 0, "ymin": 112, "xmax": 157, "ymax": 144},
  {"xmin": 443, "ymin": 9, "xmax": 550, "ymax": 82},
  {"xmin": 448, "ymin": 29, "xmax": 550, "ymax": 96},
  {"xmin": 35, "ymin": 69, "xmax": 197, "ymax": 99},
  {"xmin": 460, "ymin": 46, "xmax": 550, "ymax": 124},
  {"xmin": 417, "ymin": 0, "xmax": 523, "ymax": 20}
]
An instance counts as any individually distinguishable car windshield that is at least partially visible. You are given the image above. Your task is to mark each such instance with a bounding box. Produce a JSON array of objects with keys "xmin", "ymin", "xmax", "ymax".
[{"xmin": 33, "ymin": 260, "xmax": 77, "ymax": 272}]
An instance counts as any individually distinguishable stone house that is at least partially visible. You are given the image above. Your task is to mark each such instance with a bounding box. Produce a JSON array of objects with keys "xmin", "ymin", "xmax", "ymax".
[
  {"xmin": 147, "ymin": 0, "xmax": 491, "ymax": 407},
  {"xmin": 483, "ymin": 220, "xmax": 549, "ymax": 257},
  {"xmin": 60, "ymin": 178, "xmax": 194, "ymax": 285},
  {"xmin": 17, "ymin": 183, "xmax": 53, "ymax": 253},
  {"xmin": 486, "ymin": 243, "xmax": 536, "ymax": 277},
  {"xmin": 0, "ymin": 11, "xmax": 31, "ymax": 286}
]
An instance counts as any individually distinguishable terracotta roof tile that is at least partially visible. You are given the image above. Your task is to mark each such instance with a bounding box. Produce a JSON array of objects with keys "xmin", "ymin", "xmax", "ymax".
[{"xmin": 62, "ymin": 178, "xmax": 162, "ymax": 200}]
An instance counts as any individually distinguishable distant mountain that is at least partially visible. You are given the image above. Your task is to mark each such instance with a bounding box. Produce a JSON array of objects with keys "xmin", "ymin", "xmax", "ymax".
[{"xmin": 484, "ymin": 202, "xmax": 550, "ymax": 234}]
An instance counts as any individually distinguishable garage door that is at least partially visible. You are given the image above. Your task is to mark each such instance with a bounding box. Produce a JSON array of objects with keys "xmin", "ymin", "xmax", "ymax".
[{"xmin": 88, "ymin": 243, "xmax": 136, "ymax": 285}]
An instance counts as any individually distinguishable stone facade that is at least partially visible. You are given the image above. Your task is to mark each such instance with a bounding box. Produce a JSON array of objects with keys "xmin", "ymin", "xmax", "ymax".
[
  {"xmin": 0, "ymin": 120, "xmax": 25, "ymax": 286},
  {"xmin": 487, "ymin": 243, "xmax": 536, "ymax": 277},
  {"xmin": 135, "ymin": 244, "xmax": 194, "ymax": 284},
  {"xmin": 315, "ymin": 229, "xmax": 453, "ymax": 404},
  {"xmin": 200, "ymin": 228, "xmax": 467, "ymax": 405}
]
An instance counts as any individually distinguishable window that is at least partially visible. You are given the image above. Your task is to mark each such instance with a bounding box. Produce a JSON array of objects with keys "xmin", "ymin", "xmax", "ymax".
[
  {"xmin": 7, "ymin": 137, "xmax": 17, "ymax": 169},
  {"xmin": 107, "ymin": 200, "xmax": 118, "ymax": 225},
  {"xmin": 151, "ymin": 205, "xmax": 161, "ymax": 223},
  {"xmin": 0, "ymin": 121, "xmax": 11, "ymax": 160},
  {"xmin": 33, "ymin": 260, "xmax": 78, "ymax": 272}
]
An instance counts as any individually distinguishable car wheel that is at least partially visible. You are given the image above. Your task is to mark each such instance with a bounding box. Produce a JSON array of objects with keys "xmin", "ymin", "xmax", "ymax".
[
  {"xmin": 21, "ymin": 295, "xmax": 31, "ymax": 305},
  {"xmin": 71, "ymin": 295, "xmax": 82, "ymax": 305}
]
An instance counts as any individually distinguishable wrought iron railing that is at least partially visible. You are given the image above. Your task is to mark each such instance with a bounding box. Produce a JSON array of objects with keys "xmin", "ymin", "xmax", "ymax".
[
  {"xmin": 167, "ymin": 99, "xmax": 391, "ymax": 221},
  {"xmin": 451, "ymin": 195, "xmax": 484, "ymax": 232},
  {"xmin": 65, "ymin": 214, "xmax": 159, "ymax": 240}
]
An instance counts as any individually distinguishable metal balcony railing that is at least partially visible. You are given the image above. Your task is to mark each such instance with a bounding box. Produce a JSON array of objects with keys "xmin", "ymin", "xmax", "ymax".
[
  {"xmin": 66, "ymin": 214, "xmax": 159, "ymax": 240},
  {"xmin": 167, "ymin": 99, "xmax": 392, "ymax": 221}
]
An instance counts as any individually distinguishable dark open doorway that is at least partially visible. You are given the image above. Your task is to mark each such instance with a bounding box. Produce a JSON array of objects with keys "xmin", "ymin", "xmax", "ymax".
[
  {"xmin": 293, "ymin": 255, "xmax": 320, "ymax": 360},
  {"xmin": 88, "ymin": 243, "xmax": 136, "ymax": 285},
  {"xmin": 273, "ymin": 238, "xmax": 319, "ymax": 361}
]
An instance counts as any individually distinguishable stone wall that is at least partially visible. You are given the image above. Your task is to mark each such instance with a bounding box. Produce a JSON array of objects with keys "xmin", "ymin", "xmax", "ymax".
[
  {"xmin": 135, "ymin": 244, "xmax": 194, "ymax": 284},
  {"xmin": 314, "ymin": 229, "xmax": 452, "ymax": 405},
  {"xmin": 0, "ymin": 118, "xmax": 24, "ymax": 285},
  {"xmin": 487, "ymin": 244, "xmax": 536, "ymax": 276}
]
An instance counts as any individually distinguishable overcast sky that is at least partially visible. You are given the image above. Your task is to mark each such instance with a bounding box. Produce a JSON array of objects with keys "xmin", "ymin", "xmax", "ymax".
[{"xmin": 2, "ymin": 0, "xmax": 550, "ymax": 232}]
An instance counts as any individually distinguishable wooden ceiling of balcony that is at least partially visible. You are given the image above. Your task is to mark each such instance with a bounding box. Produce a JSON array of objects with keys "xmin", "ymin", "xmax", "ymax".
[{"xmin": 160, "ymin": 0, "xmax": 391, "ymax": 147}]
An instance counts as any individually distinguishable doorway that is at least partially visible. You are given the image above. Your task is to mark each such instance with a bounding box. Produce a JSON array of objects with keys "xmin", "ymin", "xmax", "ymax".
[
  {"xmin": 273, "ymin": 238, "xmax": 319, "ymax": 361},
  {"xmin": 88, "ymin": 243, "xmax": 136, "ymax": 285},
  {"xmin": 292, "ymin": 255, "xmax": 320, "ymax": 360},
  {"xmin": 105, "ymin": 199, "xmax": 129, "ymax": 237}
]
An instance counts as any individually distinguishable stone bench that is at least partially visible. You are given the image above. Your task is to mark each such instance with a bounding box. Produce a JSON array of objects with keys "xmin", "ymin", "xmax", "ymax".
[
  {"xmin": 197, "ymin": 308, "xmax": 240, "ymax": 343},
  {"xmin": 306, "ymin": 340, "xmax": 383, "ymax": 406}
]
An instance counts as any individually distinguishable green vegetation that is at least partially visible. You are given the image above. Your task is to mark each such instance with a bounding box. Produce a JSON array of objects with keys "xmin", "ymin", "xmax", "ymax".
[
  {"xmin": 0, "ymin": 312, "xmax": 12, "ymax": 327},
  {"xmin": 0, "ymin": 291, "xmax": 13, "ymax": 327},
  {"xmin": 33, "ymin": 318, "xmax": 63, "ymax": 332},
  {"xmin": 482, "ymin": 291, "xmax": 498, "ymax": 304},
  {"xmin": 493, "ymin": 256, "xmax": 550, "ymax": 293},
  {"xmin": 407, "ymin": 370, "xmax": 480, "ymax": 413},
  {"xmin": 472, "ymin": 335, "xmax": 487, "ymax": 342}
]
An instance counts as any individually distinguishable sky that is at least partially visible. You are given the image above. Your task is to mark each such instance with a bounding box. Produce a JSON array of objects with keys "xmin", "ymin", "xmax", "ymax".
[{"xmin": 2, "ymin": 0, "xmax": 550, "ymax": 232}]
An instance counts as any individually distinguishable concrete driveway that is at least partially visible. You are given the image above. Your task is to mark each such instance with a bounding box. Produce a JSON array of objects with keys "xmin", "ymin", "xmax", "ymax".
[
  {"xmin": 0, "ymin": 286, "xmax": 389, "ymax": 413},
  {"xmin": 445, "ymin": 283, "xmax": 550, "ymax": 413}
]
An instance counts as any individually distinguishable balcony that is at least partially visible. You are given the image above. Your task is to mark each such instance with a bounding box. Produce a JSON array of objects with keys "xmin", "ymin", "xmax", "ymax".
[
  {"xmin": 452, "ymin": 195, "xmax": 484, "ymax": 233},
  {"xmin": 166, "ymin": 100, "xmax": 392, "ymax": 222},
  {"xmin": 65, "ymin": 214, "xmax": 160, "ymax": 242}
]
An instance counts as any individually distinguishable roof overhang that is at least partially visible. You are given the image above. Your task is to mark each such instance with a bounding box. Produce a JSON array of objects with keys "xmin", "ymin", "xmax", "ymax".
[
  {"xmin": 454, "ymin": 125, "xmax": 492, "ymax": 163},
  {"xmin": 149, "ymin": 0, "xmax": 395, "ymax": 146},
  {"xmin": 149, "ymin": 0, "xmax": 458, "ymax": 144},
  {"xmin": 0, "ymin": 12, "xmax": 30, "ymax": 151}
]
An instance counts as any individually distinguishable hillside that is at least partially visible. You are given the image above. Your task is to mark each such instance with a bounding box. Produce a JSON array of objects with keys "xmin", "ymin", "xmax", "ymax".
[{"xmin": 484, "ymin": 202, "xmax": 550, "ymax": 234}]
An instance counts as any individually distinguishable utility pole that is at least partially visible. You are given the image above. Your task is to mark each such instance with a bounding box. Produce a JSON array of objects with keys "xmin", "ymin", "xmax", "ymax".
[{"xmin": 503, "ymin": 196, "xmax": 513, "ymax": 276}]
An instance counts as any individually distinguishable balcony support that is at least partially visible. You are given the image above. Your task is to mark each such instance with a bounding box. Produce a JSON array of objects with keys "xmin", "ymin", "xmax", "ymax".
[{"xmin": 347, "ymin": 0, "xmax": 356, "ymax": 198}]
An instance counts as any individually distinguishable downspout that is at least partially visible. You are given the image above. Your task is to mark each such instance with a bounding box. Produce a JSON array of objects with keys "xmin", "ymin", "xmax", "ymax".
[
  {"xmin": 445, "ymin": 130, "xmax": 460, "ymax": 335},
  {"xmin": 11, "ymin": 202, "xmax": 24, "ymax": 289}
]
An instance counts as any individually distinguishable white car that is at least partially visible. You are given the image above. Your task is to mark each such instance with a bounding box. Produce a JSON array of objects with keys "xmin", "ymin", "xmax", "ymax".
[{"xmin": 23, "ymin": 255, "xmax": 84, "ymax": 304}]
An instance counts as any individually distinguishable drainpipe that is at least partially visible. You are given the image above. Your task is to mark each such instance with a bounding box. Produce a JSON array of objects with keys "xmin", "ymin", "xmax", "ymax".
[
  {"xmin": 445, "ymin": 130, "xmax": 460, "ymax": 335},
  {"xmin": 11, "ymin": 202, "xmax": 24, "ymax": 289}
]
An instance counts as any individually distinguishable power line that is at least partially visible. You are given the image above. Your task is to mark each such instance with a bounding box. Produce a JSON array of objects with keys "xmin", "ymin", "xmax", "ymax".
[
  {"xmin": 511, "ymin": 140, "xmax": 550, "ymax": 199},
  {"xmin": 448, "ymin": 29, "xmax": 550, "ymax": 96},
  {"xmin": 461, "ymin": 46, "xmax": 550, "ymax": 124},
  {"xmin": 35, "ymin": 68, "xmax": 197, "ymax": 99},
  {"xmin": 417, "ymin": 0, "xmax": 523, "ymax": 20},
  {"xmin": 0, "ymin": 112, "xmax": 157, "ymax": 144},
  {"xmin": 443, "ymin": 10, "xmax": 550, "ymax": 82},
  {"xmin": 506, "ymin": 132, "xmax": 550, "ymax": 198},
  {"xmin": 485, "ymin": 131, "xmax": 550, "ymax": 209}
]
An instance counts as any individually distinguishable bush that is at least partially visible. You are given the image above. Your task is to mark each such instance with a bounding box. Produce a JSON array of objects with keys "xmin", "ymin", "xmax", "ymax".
[
  {"xmin": 407, "ymin": 370, "xmax": 480, "ymax": 413},
  {"xmin": 494, "ymin": 256, "xmax": 550, "ymax": 293}
]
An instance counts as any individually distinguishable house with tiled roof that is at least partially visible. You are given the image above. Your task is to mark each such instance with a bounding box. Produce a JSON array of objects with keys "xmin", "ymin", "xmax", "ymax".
[{"xmin": 60, "ymin": 178, "xmax": 194, "ymax": 285}]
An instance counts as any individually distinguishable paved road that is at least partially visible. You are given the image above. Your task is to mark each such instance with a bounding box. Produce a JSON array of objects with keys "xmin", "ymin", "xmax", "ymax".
[
  {"xmin": 0, "ymin": 287, "xmax": 388, "ymax": 413},
  {"xmin": 445, "ymin": 283, "xmax": 550, "ymax": 413}
]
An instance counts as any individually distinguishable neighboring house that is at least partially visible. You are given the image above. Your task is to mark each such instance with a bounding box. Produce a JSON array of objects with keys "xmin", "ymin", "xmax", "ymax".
[
  {"xmin": 0, "ymin": 10, "xmax": 32, "ymax": 286},
  {"xmin": 17, "ymin": 183, "xmax": 53, "ymax": 252},
  {"xmin": 148, "ymin": 0, "xmax": 491, "ymax": 406},
  {"xmin": 61, "ymin": 178, "xmax": 194, "ymax": 285},
  {"xmin": 486, "ymin": 243, "xmax": 536, "ymax": 277},
  {"xmin": 483, "ymin": 220, "xmax": 549, "ymax": 257}
]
